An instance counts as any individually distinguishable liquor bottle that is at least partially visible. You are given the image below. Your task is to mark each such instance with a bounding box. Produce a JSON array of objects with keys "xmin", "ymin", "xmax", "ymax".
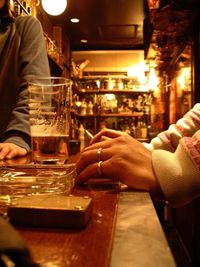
[
  {"xmin": 20, "ymin": 1, "xmax": 26, "ymax": 15},
  {"xmin": 87, "ymin": 101, "xmax": 93, "ymax": 115},
  {"xmin": 26, "ymin": 0, "xmax": 31, "ymax": 14},
  {"xmin": 70, "ymin": 118, "xmax": 77, "ymax": 140},
  {"xmin": 22, "ymin": 0, "xmax": 26, "ymax": 9},
  {"xmin": 140, "ymin": 116, "xmax": 148, "ymax": 139},
  {"xmin": 130, "ymin": 120, "xmax": 136, "ymax": 137},
  {"xmin": 79, "ymin": 100, "xmax": 87, "ymax": 115},
  {"xmin": 13, "ymin": 0, "xmax": 20, "ymax": 16},
  {"xmin": 78, "ymin": 124, "xmax": 85, "ymax": 151}
]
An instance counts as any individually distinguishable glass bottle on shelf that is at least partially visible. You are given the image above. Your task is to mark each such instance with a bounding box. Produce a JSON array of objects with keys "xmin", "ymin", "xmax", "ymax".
[
  {"xmin": 117, "ymin": 79, "xmax": 123, "ymax": 90},
  {"xmin": 140, "ymin": 117, "xmax": 148, "ymax": 139},
  {"xmin": 26, "ymin": 0, "xmax": 31, "ymax": 14},
  {"xmin": 87, "ymin": 101, "xmax": 93, "ymax": 115},
  {"xmin": 19, "ymin": 0, "xmax": 26, "ymax": 16},
  {"xmin": 79, "ymin": 99, "xmax": 87, "ymax": 115},
  {"xmin": 13, "ymin": 0, "xmax": 20, "ymax": 16},
  {"xmin": 130, "ymin": 119, "xmax": 136, "ymax": 137},
  {"xmin": 29, "ymin": 0, "xmax": 40, "ymax": 16},
  {"xmin": 78, "ymin": 123, "xmax": 85, "ymax": 151},
  {"xmin": 70, "ymin": 118, "xmax": 78, "ymax": 140},
  {"xmin": 22, "ymin": 1, "xmax": 26, "ymax": 9}
]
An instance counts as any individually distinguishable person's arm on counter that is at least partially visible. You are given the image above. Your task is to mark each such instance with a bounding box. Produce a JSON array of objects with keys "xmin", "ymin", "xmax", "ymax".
[
  {"xmin": 76, "ymin": 103, "xmax": 200, "ymax": 207},
  {"xmin": 90, "ymin": 103, "xmax": 200, "ymax": 150},
  {"xmin": 0, "ymin": 0, "xmax": 50, "ymax": 159},
  {"xmin": 144, "ymin": 103, "xmax": 200, "ymax": 152},
  {"xmin": 152, "ymin": 130, "xmax": 200, "ymax": 207}
]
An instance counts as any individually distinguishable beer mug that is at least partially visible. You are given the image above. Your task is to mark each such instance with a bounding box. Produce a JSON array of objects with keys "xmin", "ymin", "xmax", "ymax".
[{"xmin": 28, "ymin": 77, "xmax": 71, "ymax": 164}]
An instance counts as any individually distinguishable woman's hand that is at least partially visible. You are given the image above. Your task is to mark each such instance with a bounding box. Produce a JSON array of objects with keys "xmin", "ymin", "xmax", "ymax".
[
  {"xmin": 0, "ymin": 143, "xmax": 27, "ymax": 160},
  {"xmin": 76, "ymin": 133, "xmax": 161, "ymax": 195},
  {"xmin": 90, "ymin": 128, "xmax": 128, "ymax": 144}
]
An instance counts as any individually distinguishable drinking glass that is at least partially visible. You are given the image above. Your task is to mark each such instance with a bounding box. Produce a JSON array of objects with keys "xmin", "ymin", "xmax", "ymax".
[{"xmin": 28, "ymin": 77, "xmax": 71, "ymax": 164}]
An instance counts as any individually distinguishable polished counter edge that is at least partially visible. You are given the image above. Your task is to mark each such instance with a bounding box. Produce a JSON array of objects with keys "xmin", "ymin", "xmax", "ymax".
[{"xmin": 110, "ymin": 191, "xmax": 177, "ymax": 267}]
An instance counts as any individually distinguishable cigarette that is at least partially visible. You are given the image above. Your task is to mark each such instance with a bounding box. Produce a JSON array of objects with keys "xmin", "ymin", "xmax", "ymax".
[{"xmin": 85, "ymin": 129, "xmax": 94, "ymax": 140}]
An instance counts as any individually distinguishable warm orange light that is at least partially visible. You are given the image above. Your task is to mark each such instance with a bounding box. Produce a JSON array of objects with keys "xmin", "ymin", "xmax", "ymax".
[
  {"xmin": 127, "ymin": 62, "xmax": 147, "ymax": 84},
  {"xmin": 70, "ymin": 18, "xmax": 80, "ymax": 23},
  {"xmin": 148, "ymin": 68, "xmax": 159, "ymax": 92},
  {"xmin": 81, "ymin": 39, "xmax": 88, "ymax": 43}
]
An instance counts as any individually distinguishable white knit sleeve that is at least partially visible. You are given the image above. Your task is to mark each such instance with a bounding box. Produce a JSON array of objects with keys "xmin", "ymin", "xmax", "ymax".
[
  {"xmin": 152, "ymin": 130, "xmax": 200, "ymax": 207},
  {"xmin": 145, "ymin": 104, "xmax": 200, "ymax": 152}
]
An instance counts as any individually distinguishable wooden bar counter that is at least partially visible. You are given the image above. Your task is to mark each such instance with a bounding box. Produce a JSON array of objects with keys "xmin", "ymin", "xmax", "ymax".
[{"xmin": 1, "ymin": 155, "xmax": 177, "ymax": 267}]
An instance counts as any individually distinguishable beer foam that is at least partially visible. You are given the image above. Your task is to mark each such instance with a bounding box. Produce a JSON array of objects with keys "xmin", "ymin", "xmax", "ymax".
[{"xmin": 31, "ymin": 125, "xmax": 68, "ymax": 136}]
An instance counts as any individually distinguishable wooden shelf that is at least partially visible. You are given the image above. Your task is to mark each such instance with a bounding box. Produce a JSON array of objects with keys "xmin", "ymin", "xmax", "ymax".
[
  {"xmin": 73, "ymin": 88, "xmax": 151, "ymax": 95},
  {"xmin": 73, "ymin": 112, "xmax": 144, "ymax": 117},
  {"xmin": 71, "ymin": 76, "xmax": 151, "ymax": 136}
]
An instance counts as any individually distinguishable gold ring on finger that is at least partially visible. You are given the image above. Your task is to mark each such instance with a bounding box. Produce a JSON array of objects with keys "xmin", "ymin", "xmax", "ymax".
[
  {"xmin": 97, "ymin": 160, "xmax": 103, "ymax": 176},
  {"xmin": 97, "ymin": 147, "xmax": 102, "ymax": 162}
]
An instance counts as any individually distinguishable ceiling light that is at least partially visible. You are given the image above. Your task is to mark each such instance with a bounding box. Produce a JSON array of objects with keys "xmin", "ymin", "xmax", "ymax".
[
  {"xmin": 70, "ymin": 18, "xmax": 80, "ymax": 23},
  {"xmin": 81, "ymin": 39, "xmax": 88, "ymax": 43},
  {"xmin": 41, "ymin": 0, "xmax": 67, "ymax": 16}
]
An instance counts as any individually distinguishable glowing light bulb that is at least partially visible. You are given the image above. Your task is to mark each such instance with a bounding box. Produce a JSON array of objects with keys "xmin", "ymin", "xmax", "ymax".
[{"xmin": 42, "ymin": 0, "xmax": 67, "ymax": 16}]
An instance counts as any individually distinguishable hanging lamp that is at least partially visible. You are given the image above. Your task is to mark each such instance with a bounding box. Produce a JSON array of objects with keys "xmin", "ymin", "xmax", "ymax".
[{"xmin": 41, "ymin": 0, "xmax": 67, "ymax": 16}]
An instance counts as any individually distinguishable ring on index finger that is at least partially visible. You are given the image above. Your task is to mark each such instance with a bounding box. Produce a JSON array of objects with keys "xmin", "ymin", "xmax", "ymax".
[{"xmin": 97, "ymin": 147, "xmax": 102, "ymax": 162}]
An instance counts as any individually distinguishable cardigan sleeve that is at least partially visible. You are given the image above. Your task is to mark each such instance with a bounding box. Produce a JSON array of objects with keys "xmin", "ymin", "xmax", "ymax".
[
  {"xmin": 144, "ymin": 103, "xmax": 200, "ymax": 152},
  {"xmin": 4, "ymin": 16, "xmax": 50, "ymax": 151},
  {"xmin": 152, "ymin": 130, "xmax": 200, "ymax": 207}
]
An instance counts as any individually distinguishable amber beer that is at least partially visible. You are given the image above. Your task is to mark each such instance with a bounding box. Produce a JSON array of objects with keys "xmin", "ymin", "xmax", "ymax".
[{"xmin": 32, "ymin": 135, "xmax": 69, "ymax": 164}]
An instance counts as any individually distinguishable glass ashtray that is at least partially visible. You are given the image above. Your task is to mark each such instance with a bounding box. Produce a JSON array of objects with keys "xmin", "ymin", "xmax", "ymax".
[{"xmin": 0, "ymin": 164, "xmax": 76, "ymax": 206}]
